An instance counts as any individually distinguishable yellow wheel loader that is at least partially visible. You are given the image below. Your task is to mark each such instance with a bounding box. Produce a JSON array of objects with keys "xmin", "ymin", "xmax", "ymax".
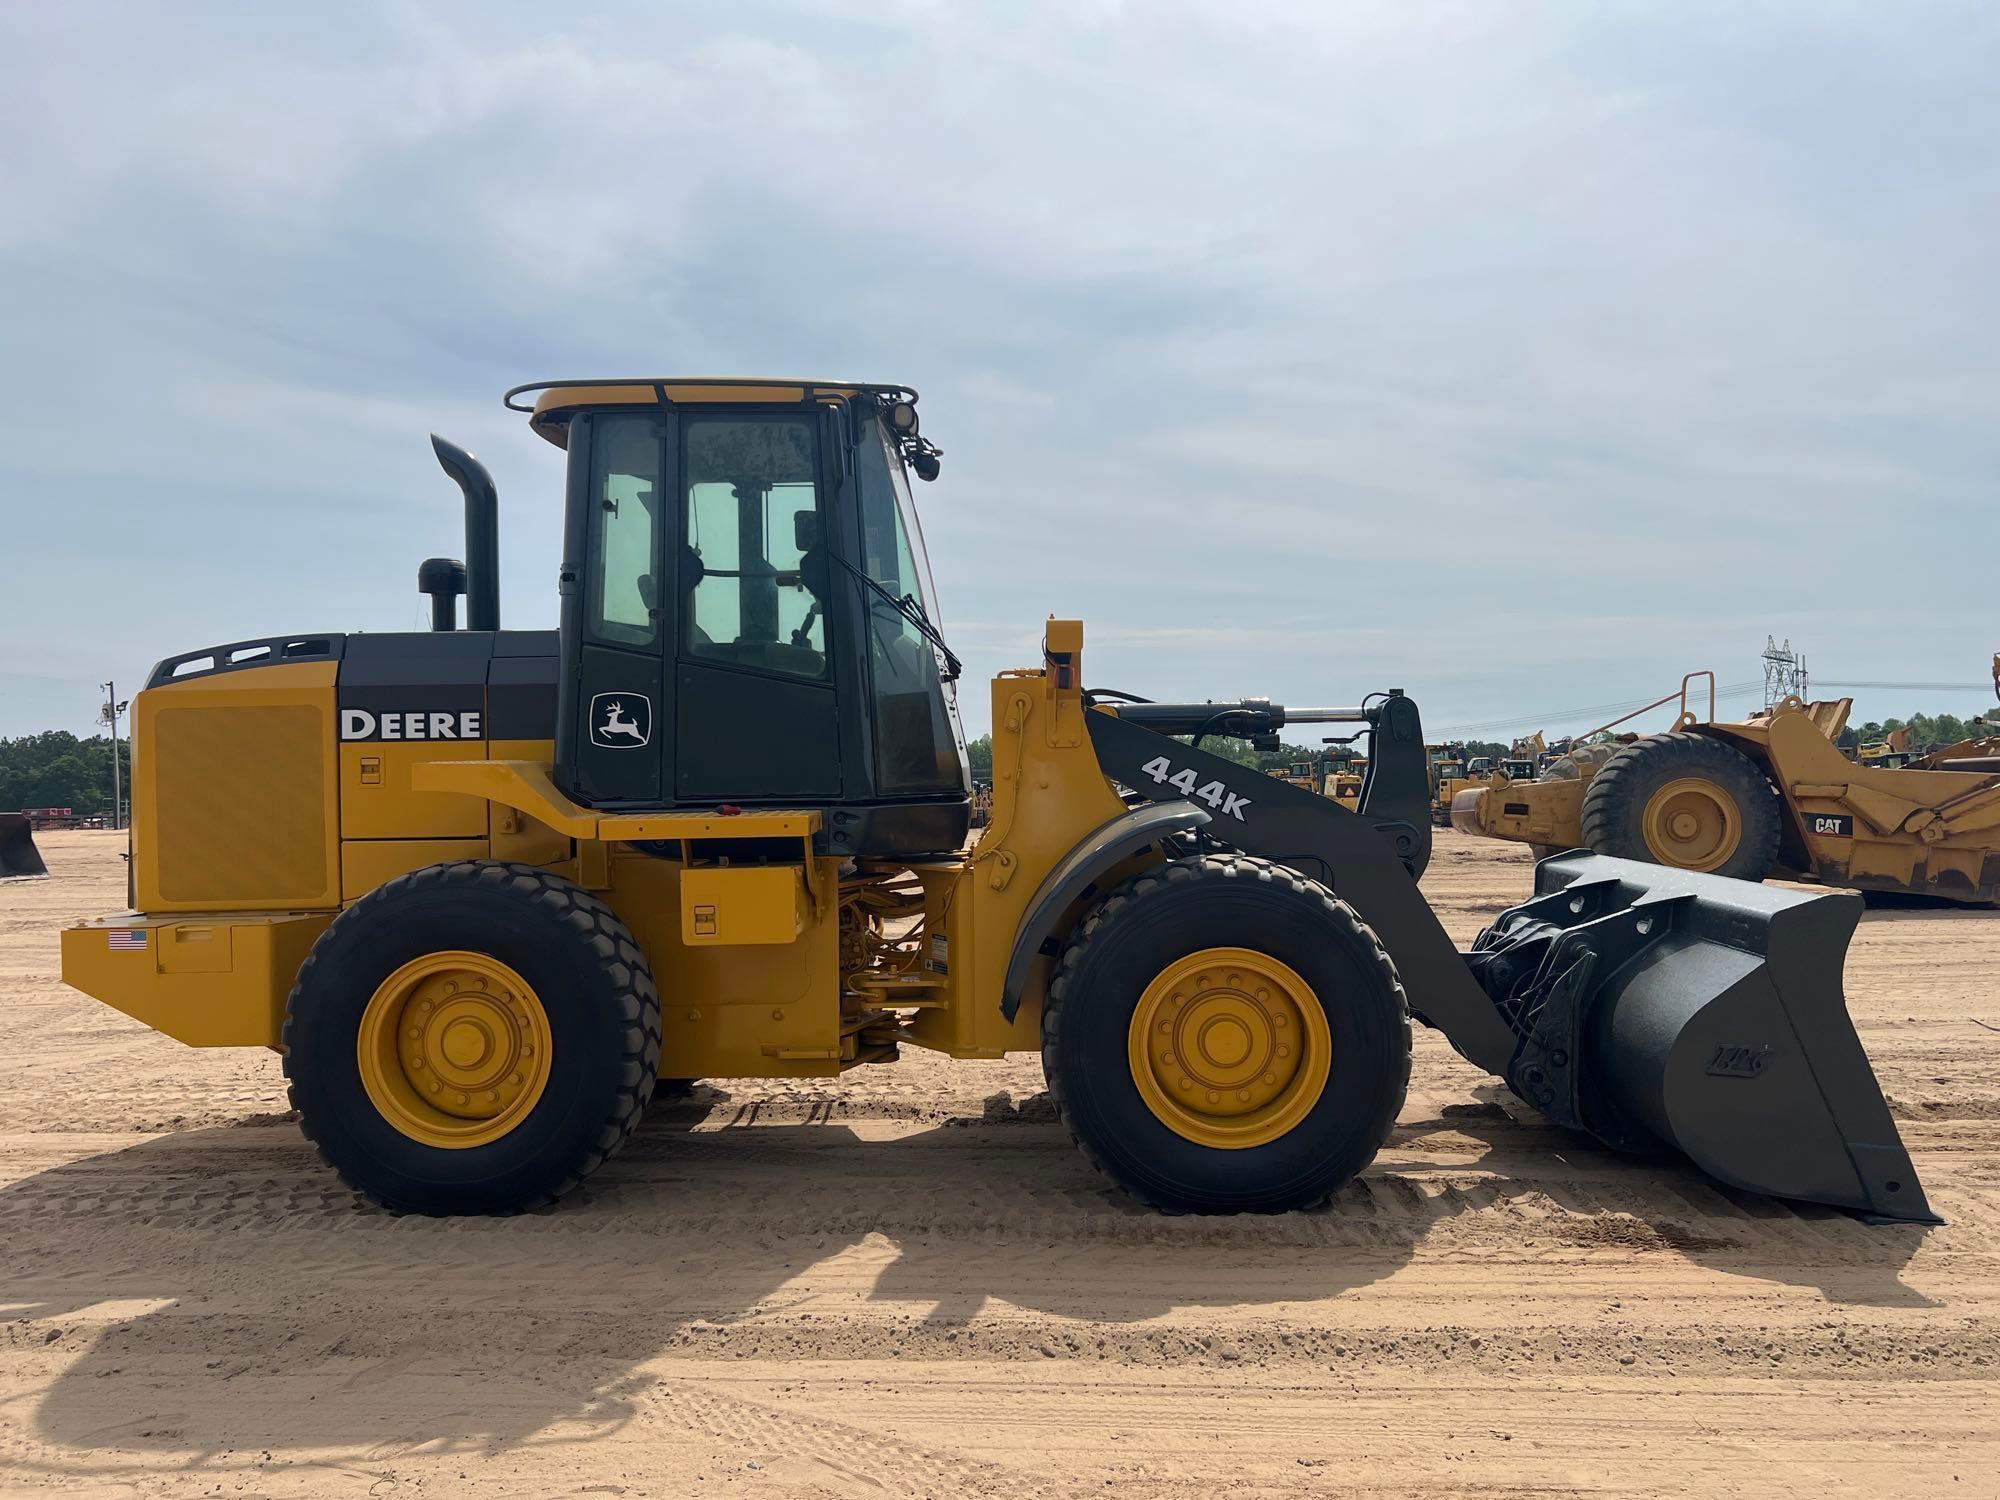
[
  {"xmin": 58, "ymin": 378, "xmax": 1932, "ymax": 1222},
  {"xmin": 1273, "ymin": 759, "xmax": 1320, "ymax": 793},
  {"xmin": 1457, "ymin": 686, "xmax": 2000, "ymax": 903},
  {"xmin": 1326, "ymin": 764, "xmax": 1364, "ymax": 810}
]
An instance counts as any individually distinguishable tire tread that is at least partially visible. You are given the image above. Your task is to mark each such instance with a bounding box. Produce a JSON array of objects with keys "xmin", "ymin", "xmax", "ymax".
[
  {"xmin": 1042, "ymin": 852, "xmax": 1411, "ymax": 1214},
  {"xmin": 280, "ymin": 860, "xmax": 661, "ymax": 1214},
  {"xmin": 1578, "ymin": 732, "xmax": 1781, "ymax": 880}
]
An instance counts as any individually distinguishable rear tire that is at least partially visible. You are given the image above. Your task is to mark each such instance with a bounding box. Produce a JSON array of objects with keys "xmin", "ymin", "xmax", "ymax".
[
  {"xmin": 1042, "ymin": 854, "xmax": 1410, "ymax": 1214},
  {"xmin": 1579, "ymin": 733, "xmax": 1780, "ymax": 881},
  {"xmin": 282, "ymin": 861, "xmax": 661, "ymax": 1214}
]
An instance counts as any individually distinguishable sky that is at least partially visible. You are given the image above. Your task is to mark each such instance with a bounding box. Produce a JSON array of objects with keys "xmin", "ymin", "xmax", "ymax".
[{"xmin": 3, "ymin": 1, "xmax": 1997, "ymax": 748}]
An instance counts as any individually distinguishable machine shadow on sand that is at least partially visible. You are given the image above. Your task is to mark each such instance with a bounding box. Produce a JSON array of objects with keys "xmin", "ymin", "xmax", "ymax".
[{"xmin": 3, "ymin": 1085, "xmax": 1933, "ymax": 1474}]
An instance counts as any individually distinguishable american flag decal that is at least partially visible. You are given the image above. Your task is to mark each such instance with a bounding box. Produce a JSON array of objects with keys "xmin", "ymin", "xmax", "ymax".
[{"xmin": 107, "ymin": 929, "xmax": 148, "ymax": 952}]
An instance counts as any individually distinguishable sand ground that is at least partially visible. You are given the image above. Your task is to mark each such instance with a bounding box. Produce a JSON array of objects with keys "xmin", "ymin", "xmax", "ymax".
[{"xmin": 1, "ymin": 828, "xmax": 1995, "ymax": 1497}]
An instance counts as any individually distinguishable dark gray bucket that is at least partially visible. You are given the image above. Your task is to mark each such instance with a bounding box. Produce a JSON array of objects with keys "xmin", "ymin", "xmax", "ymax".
[
  {"xmin": 0, "ymin": 814, "xmax": 48, "ymax": 879},
  {"xmin": 1468, "ymin": 853, "xmax": 1936, "ymax": 1222}
]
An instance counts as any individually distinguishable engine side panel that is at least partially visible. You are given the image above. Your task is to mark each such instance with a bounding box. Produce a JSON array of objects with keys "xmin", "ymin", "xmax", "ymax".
[{"xmin": 135, "ymin": 661, "xmax": 343, "ymax": 912}]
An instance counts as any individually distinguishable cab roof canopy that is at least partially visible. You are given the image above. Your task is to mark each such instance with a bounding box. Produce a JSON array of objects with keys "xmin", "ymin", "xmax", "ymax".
[{"xmin": 505, "ymin": 377, "xmax": 917, "ymax": 449}]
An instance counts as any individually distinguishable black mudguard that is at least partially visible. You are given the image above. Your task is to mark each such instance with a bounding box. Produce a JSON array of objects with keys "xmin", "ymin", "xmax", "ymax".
[{"xmin": 1000, "ymin": 801, "xmax": 1210, "ymax": 1022}]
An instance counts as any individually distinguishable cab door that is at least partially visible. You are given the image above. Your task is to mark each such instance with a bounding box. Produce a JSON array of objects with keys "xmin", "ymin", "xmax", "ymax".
[
  {"xmin": 671, "ymin": 409, "xmax": 842, "ymax": 802},
  {"xmin": 565, "ymin": 409, "xmax": 670, "ymax": 805}
]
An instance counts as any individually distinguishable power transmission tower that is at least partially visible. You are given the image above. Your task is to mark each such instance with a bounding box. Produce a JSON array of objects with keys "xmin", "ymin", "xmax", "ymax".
[{"xmin": 1762, "ymin": 637, "xmax": 1808, "ymax": 709}]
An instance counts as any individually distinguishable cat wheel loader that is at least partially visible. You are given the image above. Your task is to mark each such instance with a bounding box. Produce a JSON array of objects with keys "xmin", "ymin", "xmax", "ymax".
[
  {"xmin": 1456, "ymin": 679, "xmax": 2000, "ymax": 904},
  {"xmin": 58, "ymin": 378, "xmax": 1932, "ymax": 1222}
]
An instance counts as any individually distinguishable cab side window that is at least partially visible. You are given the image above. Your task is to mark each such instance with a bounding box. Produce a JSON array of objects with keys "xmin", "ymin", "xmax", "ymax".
[{"xmin": 586, "ymin": 416, "xmax": 664, "ymax": 648}]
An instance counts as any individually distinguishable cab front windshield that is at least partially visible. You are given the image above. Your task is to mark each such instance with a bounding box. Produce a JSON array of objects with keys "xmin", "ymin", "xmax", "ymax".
[{"xmin": 854, "ymin": 416, "xmax": 965, "ymax": 796}]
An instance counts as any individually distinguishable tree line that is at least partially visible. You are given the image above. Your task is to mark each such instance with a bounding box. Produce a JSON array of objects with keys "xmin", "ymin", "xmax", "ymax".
[
  {"xmin": 0, "ymin": 732, "xmax": 130, "ymax": 816},
  {"xmin": 963, "ymin": 733, "xmax": 1501, "ymax": 779},
  {"xmin": 1838, "ymin": 712, "xmax": 1990, "ymax": 752},
  {"xmin": 966, "ymin": 712, "xmax": 1991, "ymax": 783}
]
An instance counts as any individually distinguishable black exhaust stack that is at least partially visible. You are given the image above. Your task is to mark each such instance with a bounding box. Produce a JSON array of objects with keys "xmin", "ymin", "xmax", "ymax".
[{"xmin": 429, "ymin": 434, "xmax": 500, "ymax": 631}]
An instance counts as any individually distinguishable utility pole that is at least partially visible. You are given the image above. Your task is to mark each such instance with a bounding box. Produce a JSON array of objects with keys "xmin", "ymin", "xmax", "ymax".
[{"xmin": 98, "ymin": 682, "xmax": 129, "ymax": 829}]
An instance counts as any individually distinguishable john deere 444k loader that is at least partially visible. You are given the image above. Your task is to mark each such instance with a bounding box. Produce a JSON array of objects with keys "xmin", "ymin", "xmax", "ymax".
[{"xmin": 60, "ymin": 378, "xmax": 1933, "ymax": 1222}]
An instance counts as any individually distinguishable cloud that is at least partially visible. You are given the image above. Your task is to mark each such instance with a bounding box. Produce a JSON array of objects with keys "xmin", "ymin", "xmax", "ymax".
[{"xmin": 2, "ymin": 1, "xmax": 1997, "ymax": 741}]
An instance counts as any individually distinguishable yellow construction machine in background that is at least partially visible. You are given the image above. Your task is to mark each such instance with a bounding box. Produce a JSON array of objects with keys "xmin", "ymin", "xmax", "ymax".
[
  {"xmin": 1430, "ymin": 736, "xmax": 1541, "ymax": 829},
  {"xmin": 1456, "ymin": 669, "xmax": 2000, "ymax": 902},
  {"xmin": 1857, "ymin": 728, "xmax": 1916, "ymax": 770},
  {"xmin": 1271, "ymin": 751, "xmax": 1365, "ymax": 809}
]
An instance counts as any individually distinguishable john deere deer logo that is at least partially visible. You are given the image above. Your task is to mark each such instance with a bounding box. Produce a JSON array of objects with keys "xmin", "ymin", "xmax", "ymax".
[
  {"xmin": 600, "ymin": 702, "xmax": 643, "ymax": 740},
  {"xmin": 589, "ymin": 692, "xmax": 652, "ymax": 750}
]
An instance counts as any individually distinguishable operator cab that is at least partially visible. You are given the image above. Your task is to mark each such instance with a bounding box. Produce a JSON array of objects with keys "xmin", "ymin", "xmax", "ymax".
[{"xmin": 512, "ymin": 378, "xmax": 970, "ymax": 857}]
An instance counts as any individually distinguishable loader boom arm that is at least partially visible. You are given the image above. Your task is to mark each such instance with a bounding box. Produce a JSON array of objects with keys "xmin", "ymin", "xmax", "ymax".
[
  {"xmin": 1085, "ymin": 706, "xmax": 1523, "ymax": 1074},
  {"xmin": 1084, "ymin": 701, "xmax": 1934, "ymax": 1223}
]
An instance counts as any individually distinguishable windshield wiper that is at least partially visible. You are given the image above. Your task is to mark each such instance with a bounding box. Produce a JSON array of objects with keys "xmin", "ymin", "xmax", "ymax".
[{"xmin": 830, "ymin": 552, "xmax": 963, "ymax": 682}]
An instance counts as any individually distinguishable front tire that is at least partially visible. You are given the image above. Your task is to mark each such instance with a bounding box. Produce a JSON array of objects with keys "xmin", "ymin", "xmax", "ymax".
[
  {"xmin": 282, "ymin": 861, "xmax": 661, "ymax": 1214},
  {"xmin": 1579, "ymin": 732, "xmax": 1781, "ymax": 880},
  {"xmin": 1042, "ymin": 854, "xmax": 1410, "ymax": 1214}
]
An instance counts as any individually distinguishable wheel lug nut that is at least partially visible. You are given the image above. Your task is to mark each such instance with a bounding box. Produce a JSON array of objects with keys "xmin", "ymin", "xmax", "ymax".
[
  {"xmin": 1263, "ymin": 1072, "xmax": 1276, "ymax": 1086},
  {"xmin": 1206, "ymin": 1090, "xmax": 1220, "ymax": 1103},
  {"xmin": 1179, "ymin": 1078, "xmax": 1192, "ymax": 1090},
  {"xmin": 456, "ymin": 1092, "xmax": 469, "ymax": 1105},
  {"xmin": 427, "ymin": 1081, "xmax": 441, "ymax": 1094},
  {"xmin": 485, "ymin": 1091, "xmax": 498, "ymax": 1103},
  {"xmin": 510, "ymin": 1073, "xmax": 523, "ymax": 1086},
  {"xmin": 409, "ymin": 1056, "xmax": 424, "ymax": 1070},
  {"xmin": 1257, "ymin": 988, "xmax": 1270, "ymax": 1000},
  {"xmin": 1237, "ymin": 1089, "xmax": 1250, "ymax": 1101},
  {"xmin": 1162, "ymin": 1053, "xmax": 1175, "ymax": 1067},
  {"xmin": 1276, "ymin": 1045, "xmax": 1289, "ymax": 1058}
]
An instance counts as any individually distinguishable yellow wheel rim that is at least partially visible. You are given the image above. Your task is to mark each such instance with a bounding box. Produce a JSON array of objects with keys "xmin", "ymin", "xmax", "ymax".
[
  {"xmin": 357, "ymin": 951, "xmax": 553, "ymax": 1149},
  {"xmin": 1127, "ymin": 947, "xmax": 1332, "ymax": 1150},
  {"xmin": 1641, "ymin": 777, "xmax": 1743, "ymax": 872}
]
